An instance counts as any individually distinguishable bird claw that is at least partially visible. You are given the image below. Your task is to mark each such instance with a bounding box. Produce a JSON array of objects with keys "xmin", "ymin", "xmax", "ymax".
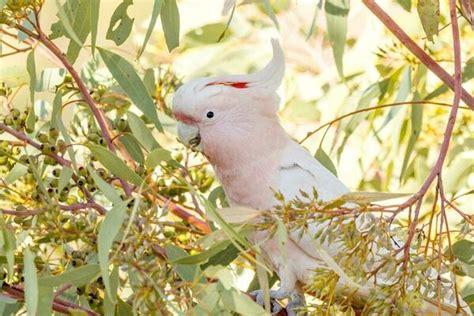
[{"xmin": 250, "ymin": 289, "xmax": 304, "ymax": 315}]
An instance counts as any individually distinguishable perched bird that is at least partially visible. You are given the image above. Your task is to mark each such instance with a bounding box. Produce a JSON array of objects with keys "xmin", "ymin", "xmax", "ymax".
[{"xmin": 172, "ymin": 40, "xmax": 470, "ymax": 315}]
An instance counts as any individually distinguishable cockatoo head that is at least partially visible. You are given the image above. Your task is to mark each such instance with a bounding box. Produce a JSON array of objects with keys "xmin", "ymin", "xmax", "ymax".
[{"xmin": 172, "ymin": 40, "xmax": 285, "ymax": 160}]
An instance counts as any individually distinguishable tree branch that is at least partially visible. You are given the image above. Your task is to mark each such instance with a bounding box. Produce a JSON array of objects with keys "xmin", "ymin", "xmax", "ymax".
[
  {"xmin": 362, "ymin": 0, "xmax": 474, "ymax": 109},
  {"xmin": 0, "ymin": 123, "xmax": 71, "ymax": 167},
  {"xmin": 10, "ymin": 22, "xmax": 133, "ymax": 197}
]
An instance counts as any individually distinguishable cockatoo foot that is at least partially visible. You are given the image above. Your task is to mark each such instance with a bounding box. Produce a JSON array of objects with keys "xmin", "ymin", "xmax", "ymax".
[{"xmin": 250, "ymin": 289, "xmax": 304, "ymax": 315}]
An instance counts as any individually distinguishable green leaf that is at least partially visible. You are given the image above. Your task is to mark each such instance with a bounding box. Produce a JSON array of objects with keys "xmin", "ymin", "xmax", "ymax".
[
  {"xmin": 66, "ymin": 0, "xmax": 93, "ymax": 64},
  {"xmin": 120, "ymin": 134, "xmax": 145, "ymax": 164},
  {"xmin": 37, "ymin": 285, "xmax": 53, "ymax": 316},
  {"xmin": 88, "ymin": 167, "xmax": 123, "ymax": 204},
  {"xmin": 221, "ymin": 288, "xmax": 266, "ymax": 315},
  {"xmin": 106, "ymin": 0, "xmax": 134, "ymax": 46},
  {"xmin": 26, "ymin": 50, "xmax": 36, "ymax": 106},
  {"xmin": 57, "ymin": 166, "xmax": 73, "ymax": 194},
  {"xmin": 38, "ymin": 264, "xmax": 101, "ymax": 288},
  {"xmin": 138, "ymin": 0, "xmax": 162, "ymax": 58},
  {"xmin": 201, "ymin": 244, "xmax": 239, "ymax": 270},
  {"xmin": 341, "ymin": 192, "xmax": 411, "ymax": 204},
  {"xmin": 127, "ymin": 112, "xmax": 160, "ymax": 151},
  {"xmin": 145, "ymin": 148, "xmax": 172, "ymax": 169},
  {"xmin": 416, "ymin": 0, "xmax": 439, "ymax": 41},
  {"xmin": 26, "ymin": 51, "xmax": 36, "ymax": 133},
  {"xmin": 117, "ymin": 299, "xmax": 133, "ymax": 316},
  {"xmin": 306, "ymin": 0, "xmax": 321, "ymax": 40},
  {"xmin": 255, "ymin": 251, "xmax": 271, "ymax": 312},
  {"xmin": 444, "ymin": 156, "xmax": 474, "ymax": 193},
  {"xmin": 453, "ymin": 240, "xmax": 474, "ymax": 265},
  {"xmin": 262, "ymin": 0, "xmax": 279, "ymax": 28},
  {"xmin": 0, "ymin": 219, "xmax": 15, "ymax": 281},
  {"xmin": 4, "ymin": 163, "xmax": 27, "ymax": 185},
  {"xmin": 379, "ymin": 66, "xmax": 411, "ymax": 130},
  {"xmin": 160, "ymin": 0, "xmax": 180, "ymax": 52},
  {"xmin": 87, "ymin": 144, "xmax": 144, "ymax": 188},
  {"xmin": 171, "ymin": 240, "xmax": 231, "ymax": 265},
  {"xmin": 325, "ymin": 0, "xmax": 350, "ymax": 78},
  {"xmin": 90, "ymin": 0, "xmax": 100, "ymax": 55},
  {"xmin": 143, "ymin": 68, "xmax": 156, "ymax": 96},
  {"xmin": 218, "ymin": 4, "xmax": 236, "ymax": 42},
  {"xmin": 315, "ymin": 147, "xmax": 338, "ymax": 176},
  {"xmin": 55, "ymin": 0, "xmax": 84, "ymax": 47},
  {"xmin": 98, "ymin": 48, "xmax": 163, "ymax": 131},
  {"xmin": 396, "ymin": 0, "xmax": 411, "ymax": 11},
  {"xmin": 400, "ymin": 104, "xmax": 423, "ymax": 183},
  {"xmin": 98, "ymin": 202, "xmax": 128, "ymax": 302},
  {"xmin": 24, "ymin": 247, "xmax": 38, "ymax": 315},
  {"xmin": 166, "ymin": 244, "xmax": 203, "ymax": 282},
  {"xmin": 103, "ymin": 265, "xmax": 119, "ymax": 316}
]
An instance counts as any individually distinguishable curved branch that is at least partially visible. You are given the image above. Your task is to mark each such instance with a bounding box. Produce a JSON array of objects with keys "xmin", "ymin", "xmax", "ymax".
[
  {"xmin": 362, "ymin": 0, "xmax": 474, "ymax": 109},
  {"xmin": 299, "ymin": 100, "xmax": 462, "ymax": 144}
]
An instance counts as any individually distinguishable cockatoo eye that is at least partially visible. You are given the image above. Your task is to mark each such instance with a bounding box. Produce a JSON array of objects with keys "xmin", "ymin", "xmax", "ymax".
[{"xmin": 206, "ymin": 111, "xmax": 214, "ymax": 119}]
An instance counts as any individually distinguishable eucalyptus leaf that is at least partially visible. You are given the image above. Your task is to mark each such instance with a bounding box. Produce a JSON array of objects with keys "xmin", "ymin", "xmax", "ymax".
[
  {"xmin": 145, "ymin": 148, "xmax": 172, "ymax": 169},
  {"xmin": 416, "ymin": 0, "xmax": 439, "ymax": 41},
  {"xmin": 325, "ymin": 0, "xmax": 350, "ymax": 78},
  {"xmin": 24, "ymin": 247, "xmax": 38, "ymax": 315},
  {"xmin": 138, "ymin": 0, "xmax": 162, "ymax": 58},
  {"xmin": 98, "ymin": 48, "xmax": 163, "ymax": 131},
  {"xmin": 127, "ymin": 111, "xmax": 160, "ymax": 151},
  {"xmin": 87, "ymin": 144, "xmax": 144, "ymax": 188},
  {"xmin": 106, "ymin": 0, "xmax": 134, "ymax": 46},
  {"xmin": 161, "ymin": 0, "xmax": 180, "ymax": 52},
  {"xmin": 120, "ymin": 134, "xmax": 145, "ymax": 164},
  {"xmin": 90, "ymin": 0, "xmax": 100, "ymax": 54},
  {"xmin": 98, "ymin": 202, "xmax": 128, "ymax": 301},
  {"xmin": 38, "ymin": 264, "xmax": 101, "ymax": 288},
  {"xmin": 315, "ymin": 147, "xmax": 338, "ymax": 177}
]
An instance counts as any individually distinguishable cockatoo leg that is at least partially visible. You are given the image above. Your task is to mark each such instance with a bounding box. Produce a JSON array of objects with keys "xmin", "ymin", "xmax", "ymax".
[{"xmin": 250, "ymin": 289, "xmax": 305, "ymax": 315}]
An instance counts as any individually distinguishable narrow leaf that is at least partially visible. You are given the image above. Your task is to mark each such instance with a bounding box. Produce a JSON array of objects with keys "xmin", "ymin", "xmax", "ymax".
[
  {"xmin": 396, "ymin": 0, "xmax": 411, "ymax": 11},
  {"xmin": 90, "ymin": 0, "xmax": 100, "ymax": 55},
  {"xmin": 145, "ymin": 148, "xmax": 172, "ymax": 169},
  {"xmin": 88, "ymin": 167, "xmax": 123, "ymax": 204},
  {"xmin": 106, "ymin": 0, "xmax": 134, "ymax": 46},
  {"xmin": 138, "ymin": 0, "xmax": 162, "ymax": 58},
  {"xmin": 98, "ymin": 202, "xmax": 128, "ymax": 301},
  {"xmin": 325, "ymin": 0, "xmax": 350, "ymax": 78},
  {"xmin": 55, "ymin": 0, "xmax": 83, "ymax": 46},
  {"xmin": 315, "ymin": 147, "xmax": 338, "ymax": 176},
  {"xmin": 98, "ymin": 48, "xmax": 163, "ymax": 131},
  {"xmin": 160, "ymin": 0, "xmax": 180, "ymax": 52},
  {"xmin": 400, "ymin": 105, "xmax": 423, "ymax": 182},
  {"xmin": 87, "ymin": 144, "xmax": 144, "ymax": 188},
  {"xmin": 219, "ymin": 207, "xmax": 261, "ymax": 224},
  {"xmin": 38, "ymin": 264, "xmax": 100, "ymax": 288},
  {"xmin": 120, "ymin": 134, "xmax": 145, "ymax": 164},
  {"xmin": 417, "ymin": 0, "xmax": 440, "ymax": 41},
  {"xmin": 66, "ymin": 0, "xmax": 92, "ymax": 64},
  {"xmin": 340, "ymin": 192, "xmax": 411, "ymax": 204},
  {"xmin": 4, "ymin": 163, "xmax": 27, "ymax": 185},
  {"xmin": 127, "ymin": 112, "xmax": 160, "ymax": 151},
  {"xmin": 57, "ymin": 166, "xmax": 73, "ymax": 194},
  {"xmin": 24, "ymin": 247, "xmax": 38, "ymax": 316}
]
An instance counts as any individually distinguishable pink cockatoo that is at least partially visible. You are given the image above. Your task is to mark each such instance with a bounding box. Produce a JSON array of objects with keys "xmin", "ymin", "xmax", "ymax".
[{"xmin": 172, "ymin": 40, "xmax": 471, "ymax": 315}]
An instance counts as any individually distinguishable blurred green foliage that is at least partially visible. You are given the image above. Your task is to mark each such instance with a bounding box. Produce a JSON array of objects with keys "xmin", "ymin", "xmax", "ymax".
[{"xmin": 0, "ymin": 0, "xmax": 473, "ymax": 315}]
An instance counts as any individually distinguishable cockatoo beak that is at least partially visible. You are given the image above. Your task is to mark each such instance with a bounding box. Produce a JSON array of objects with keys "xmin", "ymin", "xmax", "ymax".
[{"xmin": 177, "ymin": 122, "xmax": 202, "ymax": 152}]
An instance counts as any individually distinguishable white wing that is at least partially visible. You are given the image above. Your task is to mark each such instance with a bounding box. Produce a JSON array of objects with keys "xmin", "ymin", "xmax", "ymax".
[{"xmin": 274, "ymin": 141, "xmax": 350, "ymax": 258}]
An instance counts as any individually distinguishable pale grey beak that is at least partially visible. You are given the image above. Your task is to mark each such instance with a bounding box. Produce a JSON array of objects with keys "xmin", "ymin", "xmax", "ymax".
[{"xmin": 177, "ymin": 122, "xmax": 202, "ymax": 152}]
